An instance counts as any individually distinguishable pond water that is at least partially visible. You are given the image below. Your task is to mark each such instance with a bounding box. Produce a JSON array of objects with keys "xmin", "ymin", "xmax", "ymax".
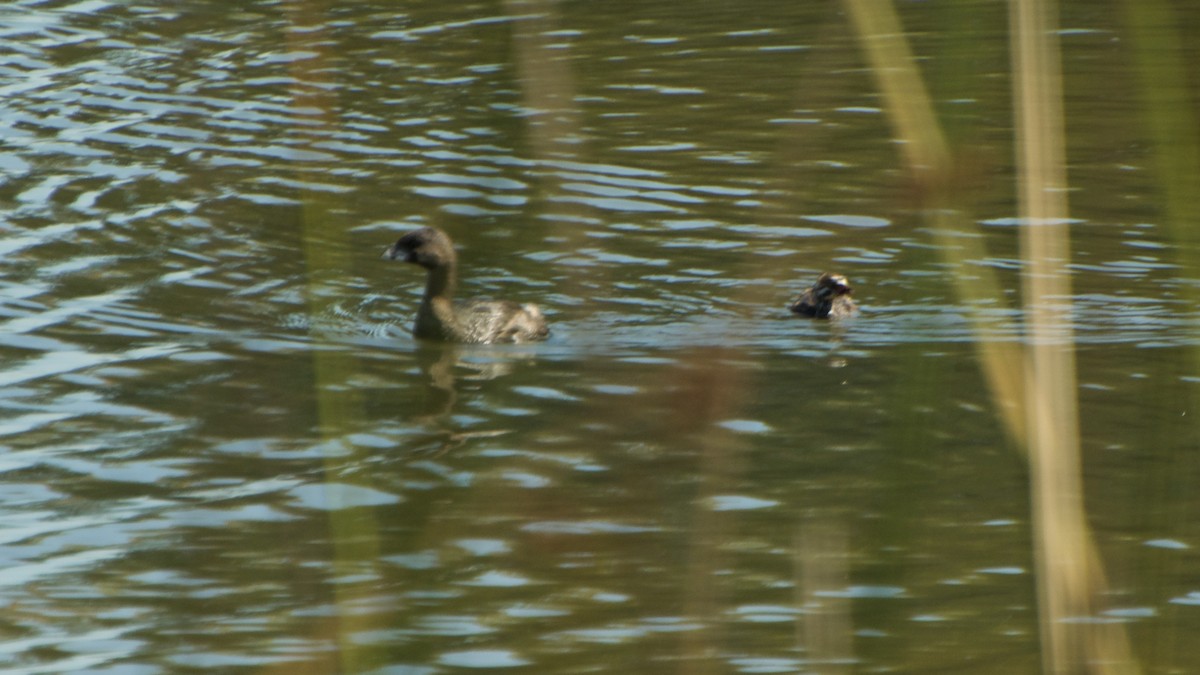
[{"xmin": 2, "ymin": 0, "xmax": 1199, "ymax": 672}]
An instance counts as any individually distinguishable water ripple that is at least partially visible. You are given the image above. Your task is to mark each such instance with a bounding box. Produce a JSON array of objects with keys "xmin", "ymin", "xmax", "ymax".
[{"xmin": 0, "ymin": 3, "xmax": 1195, "ymax": 673}]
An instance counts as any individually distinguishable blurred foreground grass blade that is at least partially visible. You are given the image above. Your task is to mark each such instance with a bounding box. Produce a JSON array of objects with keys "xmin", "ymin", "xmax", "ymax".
[
  {"xmin": 842, "ymin": 0, "xmax": 1026, "ymax": 440},
  {"xmin": 505, "ymin": 0, "xmax": 582, "ymax": 162},
  {"xmin": 285, "ymin": 2, "xmax": 384, "ymax": 672},
  {"xmin": 846, "ymin": 0, "xmax": 1141, "ymax": 670},
  {"xmin": 1123, "ymin": 0, "xmax": 1200, "ymax": 251},
  {"xmin": 1010, "ymin": 0, "xmax": 1138, "ymax": 671},
  {"xmin": 841, "ymin": 0, "xmax": 947, "ymax": 174},
  {"xmin": 1123, "ymin": 0, "xmax": 1200, "ymax": 387}
]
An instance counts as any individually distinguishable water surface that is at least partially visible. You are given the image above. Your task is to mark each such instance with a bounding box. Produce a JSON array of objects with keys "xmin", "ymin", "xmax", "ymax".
[{"xmin": 2, "ymin": 0, "xmax": 1199, "ymax": 672}]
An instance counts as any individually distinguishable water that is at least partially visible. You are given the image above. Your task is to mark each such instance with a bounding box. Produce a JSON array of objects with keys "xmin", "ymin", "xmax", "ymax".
[{"xmin": 2, "ymin": 0, "xmax": 1199, "ymax": 672}]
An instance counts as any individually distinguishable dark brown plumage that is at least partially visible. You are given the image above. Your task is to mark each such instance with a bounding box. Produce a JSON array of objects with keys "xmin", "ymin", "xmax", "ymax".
[
  {"xmin": 382, "ymin": 227, "xmax": 549, "ymax": 344},
  {"xmin": 789, "ymin": 272, "xmax": 858, "ymax": 319}
]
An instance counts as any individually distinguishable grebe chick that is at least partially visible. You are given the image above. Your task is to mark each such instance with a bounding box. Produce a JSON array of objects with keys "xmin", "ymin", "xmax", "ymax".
[{"xmin": 789, "ymin": 272, "xmax": 858, "ymax": 319}]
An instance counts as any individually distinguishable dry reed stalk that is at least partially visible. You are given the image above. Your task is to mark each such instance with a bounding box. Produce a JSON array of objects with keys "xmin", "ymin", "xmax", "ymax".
[
  {"xmin": 1011, "ymin": 0, "xmax": 1137, "ymax": 671},
  {"xmin": 845, "ymin": 0, "xmax": 1141, "ymax": 670},
  {"xmin": 844, "ymin": 0, "xmax": 1027, "ymax": 440}
]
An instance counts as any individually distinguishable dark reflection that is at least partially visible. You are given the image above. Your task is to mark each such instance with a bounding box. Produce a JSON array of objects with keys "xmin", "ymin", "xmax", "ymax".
[
  {"xmin": 399, "ymin": 340, "xmax": 546, "ymax": 456},
  {"xmin": 784, "ymin": 303, "xmax": 856, "ymax": 369},
  {"xmin": 417, "ymin": 342, "xmax": 460, "ymax": 421}
]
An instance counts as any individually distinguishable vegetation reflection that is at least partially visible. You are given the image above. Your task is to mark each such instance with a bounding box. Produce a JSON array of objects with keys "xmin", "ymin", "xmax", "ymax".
[{"xmin": 283, "ymin": 0, "xmax": 1192, "ymax": 671}]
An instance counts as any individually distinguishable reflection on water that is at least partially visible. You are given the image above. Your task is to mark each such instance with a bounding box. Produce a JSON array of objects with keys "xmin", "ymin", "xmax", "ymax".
[{"xmin": 2, "ymin": 0, "xmax": 1199, "ymax": 672}]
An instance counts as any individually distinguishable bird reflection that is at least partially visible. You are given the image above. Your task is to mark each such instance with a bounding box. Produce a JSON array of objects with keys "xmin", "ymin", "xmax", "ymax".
[{"xmin": 403, "ymin": 342, "xmax": 536, "ymax": 457}]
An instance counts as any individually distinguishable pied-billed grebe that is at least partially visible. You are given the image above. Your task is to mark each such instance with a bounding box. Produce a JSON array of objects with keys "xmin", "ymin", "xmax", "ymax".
[
  {"xmin": 789, "ymin": 272, "xmax": 858, "ymax": 319},
  {"xmin": 382, "ymin": 227, "xmax": 549, "ymax": 344}
]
